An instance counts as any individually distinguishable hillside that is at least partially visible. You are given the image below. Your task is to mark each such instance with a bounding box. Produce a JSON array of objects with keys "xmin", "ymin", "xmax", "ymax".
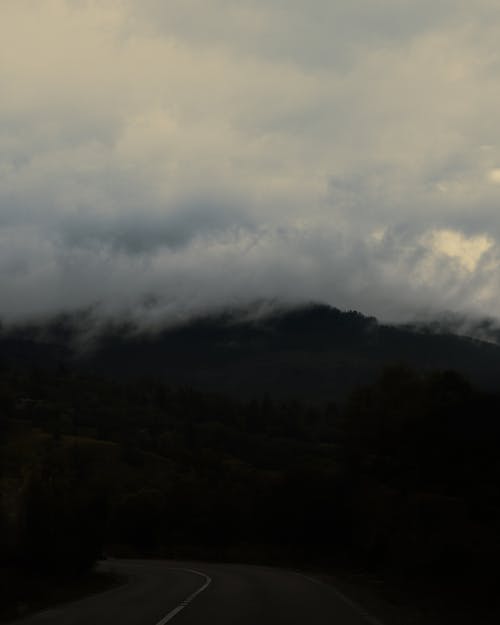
[
  {"xmin": 1, "ymin": 304, "xmax": 500, "ymax": 400},
  {"xmin": 2, "ymin": 309, "xmax": 500, "ymax": 622}
]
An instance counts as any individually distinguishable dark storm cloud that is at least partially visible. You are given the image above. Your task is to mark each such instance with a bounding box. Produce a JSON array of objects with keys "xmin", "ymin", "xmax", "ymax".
[{"xmin": 60, "ymin": 199, "xmax": 256, "ymax": 254}]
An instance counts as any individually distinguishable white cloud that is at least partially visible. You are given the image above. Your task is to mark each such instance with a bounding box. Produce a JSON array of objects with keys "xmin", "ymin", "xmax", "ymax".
[
  {"xmin": 488, "ymin": 168, "xmax": 500, "ymax": 184},
  {"xmin": 423, "ymin": 229, "xmax": 494, "ymax": 272}
]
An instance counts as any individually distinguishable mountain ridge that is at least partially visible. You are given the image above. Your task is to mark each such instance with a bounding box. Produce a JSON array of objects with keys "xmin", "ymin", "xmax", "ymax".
[{"xmin": 1, "ymin": 302, "xmax": 500, "ymax": 400}]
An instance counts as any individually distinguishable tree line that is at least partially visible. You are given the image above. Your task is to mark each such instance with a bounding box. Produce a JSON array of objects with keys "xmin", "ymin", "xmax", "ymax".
[{"xmin": 1, "ymin": 363, "xmax": 499, "ymax": 588}]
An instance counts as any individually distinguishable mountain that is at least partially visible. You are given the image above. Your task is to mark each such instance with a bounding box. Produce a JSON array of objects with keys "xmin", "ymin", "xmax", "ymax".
[{"xmin": 1, "ymin": 303, "xmax": 500, "ymax": 401}]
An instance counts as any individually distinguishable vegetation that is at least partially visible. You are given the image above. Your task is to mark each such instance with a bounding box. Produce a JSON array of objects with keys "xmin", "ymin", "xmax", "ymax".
[
  {"xmin": 1, "ymin": 364, "xmax": 499, "ymax": 574},
  {"xmin": 1, "ymin": 307, "xmax": 500, "ymax": 620},
  {"xmin": 3, "ymin": 304, "xmax": 500, "ymax": 402}
]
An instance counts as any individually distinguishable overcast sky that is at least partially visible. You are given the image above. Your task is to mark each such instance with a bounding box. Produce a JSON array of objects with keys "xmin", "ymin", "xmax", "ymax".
[{"xmin": 2, "ymin": 0, "xmax": 500, "ymax": 324}]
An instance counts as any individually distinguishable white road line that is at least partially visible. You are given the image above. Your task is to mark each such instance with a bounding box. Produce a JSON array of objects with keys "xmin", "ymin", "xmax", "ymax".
[
  {"xmin": 155, "ymin": 568, "xmax": 212, "ymax": 625},
  {"xmin": 298, "ymin": 573, "xmax": 386, "ymax": 625}
]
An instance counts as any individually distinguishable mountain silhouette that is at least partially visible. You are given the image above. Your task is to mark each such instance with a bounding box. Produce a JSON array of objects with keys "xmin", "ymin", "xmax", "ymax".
[{"xmin": 2, "ymin": 303, "xmax": 500, "ymax": 400}]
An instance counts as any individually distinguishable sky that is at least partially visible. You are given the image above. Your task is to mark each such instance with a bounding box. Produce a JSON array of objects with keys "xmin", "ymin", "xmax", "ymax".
[{"xmin": 2, "ymin": 0, "xmax": 500, "ymax": 325}]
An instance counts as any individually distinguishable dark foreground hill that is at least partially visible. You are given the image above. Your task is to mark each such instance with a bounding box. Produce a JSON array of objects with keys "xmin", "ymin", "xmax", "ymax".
[
  {"xmin": 2, "ymin": 305, "xmax": 500, "ymax": 622},
  {"xmin": 1, "ymin": 303, "xmax": 500, "ymax": 400}
]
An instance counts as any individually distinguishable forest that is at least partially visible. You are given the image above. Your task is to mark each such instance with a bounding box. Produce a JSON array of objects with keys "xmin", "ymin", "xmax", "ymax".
[
  {"xmin": 3, "ymin": 304, "xmax": 500, "ymax": 401},
  {"xmin": 1, "ymin": 357, "xmax": 499, "ymax": 619}
]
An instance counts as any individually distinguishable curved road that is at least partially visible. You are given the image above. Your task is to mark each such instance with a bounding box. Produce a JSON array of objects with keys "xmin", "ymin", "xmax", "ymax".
[{"xmin": 14, "ymin": 559, "xmax": 384, "ymax": 625}]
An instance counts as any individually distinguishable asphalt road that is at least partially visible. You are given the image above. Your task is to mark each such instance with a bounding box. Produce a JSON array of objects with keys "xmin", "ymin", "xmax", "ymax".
[{"xmin": 14, "ymin": 559, "xmax": 384, "ymax": 625}]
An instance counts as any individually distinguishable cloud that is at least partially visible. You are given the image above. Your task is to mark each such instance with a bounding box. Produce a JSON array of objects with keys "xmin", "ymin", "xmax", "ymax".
[
  {"xmin": 424, "ymin": 230, "xmax": 493, "ymax": 272},
  {"xmin": 1, "ymin": 1, "xmax": 500, "ymax": 324}
]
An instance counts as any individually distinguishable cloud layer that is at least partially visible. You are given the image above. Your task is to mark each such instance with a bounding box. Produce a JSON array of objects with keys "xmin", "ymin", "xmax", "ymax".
[{"xmin": 2, "ymin": 0, "xmax": 500, "ymax": 323}]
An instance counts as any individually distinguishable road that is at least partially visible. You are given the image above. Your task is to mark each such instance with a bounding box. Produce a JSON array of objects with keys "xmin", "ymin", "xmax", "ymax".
[{"xmin": 14, "ymin": 559, "xmax": 384, "ymax": 625}]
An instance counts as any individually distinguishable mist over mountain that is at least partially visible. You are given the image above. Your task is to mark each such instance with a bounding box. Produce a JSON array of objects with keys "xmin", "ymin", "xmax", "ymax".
[{"xmin": 2, "ymin": 303, "xmax": 500, "ymax": 401}]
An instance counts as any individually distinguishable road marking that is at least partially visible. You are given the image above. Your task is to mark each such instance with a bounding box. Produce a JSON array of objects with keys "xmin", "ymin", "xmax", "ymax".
[
  {"xmin": 298, "ymin": 573, "xmax": 386, "ymax": 625},
  {"xmin": 155, "ymin": 568, "xmax": 212, "ymax": 625}
]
